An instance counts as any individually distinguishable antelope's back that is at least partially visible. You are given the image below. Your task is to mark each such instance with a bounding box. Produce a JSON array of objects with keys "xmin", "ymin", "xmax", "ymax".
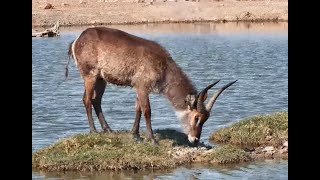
[{"xmin": 73, "ymin": 27, "xmax": 172, "ymax": 91}]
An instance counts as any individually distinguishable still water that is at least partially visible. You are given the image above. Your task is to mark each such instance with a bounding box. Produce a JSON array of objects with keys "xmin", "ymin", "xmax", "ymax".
[{"xmin": 32, "ymin": 22, "xmax": 288, "ymax": 179}]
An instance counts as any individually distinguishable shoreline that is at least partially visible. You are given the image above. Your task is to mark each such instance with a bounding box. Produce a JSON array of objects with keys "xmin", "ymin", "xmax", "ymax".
[
  {"xmin": 33, "ymin": 19, "xmax": 288, "ymax": 29},
  {"xmin": 34, "ymin": 21, "xmax": 288, "ymax": 34},
  {"xmin": 32, "ymin": 0, "xmax": 288, "ymax": 28}
]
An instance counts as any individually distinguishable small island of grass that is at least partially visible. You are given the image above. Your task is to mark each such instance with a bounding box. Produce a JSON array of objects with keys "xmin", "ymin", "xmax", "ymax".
[
  {"xmin": 32, "ymin": 112, "xmax": 287, "ymax": 171},
  {"xmin": 210, "ymin": 112, "xmax": 288, "ymax": 159}
]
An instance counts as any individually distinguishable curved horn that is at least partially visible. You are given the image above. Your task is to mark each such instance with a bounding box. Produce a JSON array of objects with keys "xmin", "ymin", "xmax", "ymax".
[
  {"xmin": 205, "ymin": 80, "xmax": 237, "ymax": 112},
  {"xmin": 197, "ymin": 80, "xmax": 221, "ymax": 112}
]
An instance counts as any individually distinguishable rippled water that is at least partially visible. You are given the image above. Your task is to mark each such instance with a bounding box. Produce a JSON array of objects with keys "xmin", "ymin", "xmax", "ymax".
[{"xmin": 32, "ymin": 23, "xmax": 288, "ymax": 179}]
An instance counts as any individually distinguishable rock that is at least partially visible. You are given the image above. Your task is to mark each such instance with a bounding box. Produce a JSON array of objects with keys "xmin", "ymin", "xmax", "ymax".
[
  {"xmin": 244, "ymin": 147, "xmax": 255, "ymax": 152},
  {"xmin": 198, "ymin": 147, "xmax": 207, "ymax": 151},
  {"xmin": 279, "ymin": 148, "xmax": 288, "ymax": 154},
  {"xmin": 254, "ymin": 147, "xmax": 263, "ymax": 154},
  {"xmin": 206, "ymin": 149, "xmax": 214, "ymax": 153},
  {"xmin": 61, "ymin": 3, "xmax": 69, "ymax": 6},
  {"xmin": 44, "ymin": 3, "xmax": 53, "ymax": 9},
  {"xmin": 265, "ymin": 135, "xmax": 272, "ymax": 141},
  {"xmin": 262, "ymin": 146, "xmax": 274, "ymax": 153},
  {"xmin": 283, "ymin": 141, "xmax": 288, "ymax": 147}
]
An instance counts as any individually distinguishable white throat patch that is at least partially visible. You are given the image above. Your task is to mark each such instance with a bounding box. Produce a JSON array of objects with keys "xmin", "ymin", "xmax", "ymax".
[
  {"xmin": 175, "ymin": 110, "xmax": 191, "ymax": 134},
  {"xmin": 175, "ymin": 110, "xmax": 189, "ymax": 121}
]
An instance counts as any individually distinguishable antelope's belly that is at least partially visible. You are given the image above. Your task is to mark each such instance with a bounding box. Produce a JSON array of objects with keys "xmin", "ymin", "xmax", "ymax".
[{"xmin": 99, "ymin": 68, "xmax": 133, "ymax": 86}]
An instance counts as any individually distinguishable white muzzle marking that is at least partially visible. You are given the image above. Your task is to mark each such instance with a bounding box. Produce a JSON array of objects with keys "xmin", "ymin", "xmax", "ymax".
[{"xmin": 188, "ymin": 134, "xmax": 198, "ymax": 143}]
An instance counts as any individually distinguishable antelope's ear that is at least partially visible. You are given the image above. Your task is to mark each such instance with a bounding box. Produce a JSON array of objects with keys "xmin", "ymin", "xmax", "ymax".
[{"xmin": 185, "ymin": 94, "xmax": 197, "ymax": 110}]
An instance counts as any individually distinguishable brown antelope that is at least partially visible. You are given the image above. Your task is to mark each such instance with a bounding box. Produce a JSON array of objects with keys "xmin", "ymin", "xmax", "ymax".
[{"xmin": 67, "ymin": 27, "xmax": 236, "ymax": 144}]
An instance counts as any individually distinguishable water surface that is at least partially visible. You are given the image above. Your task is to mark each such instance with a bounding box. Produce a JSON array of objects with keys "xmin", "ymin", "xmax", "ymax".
[{"xmin": 32, "ymin": 22, "xmax": 288, "ymax": 179}]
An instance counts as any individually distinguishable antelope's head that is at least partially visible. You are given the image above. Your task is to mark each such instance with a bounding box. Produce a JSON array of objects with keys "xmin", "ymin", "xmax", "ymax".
[{"xmin": 181, "ymin": 80, "xmax": 237, "ymax": 144}]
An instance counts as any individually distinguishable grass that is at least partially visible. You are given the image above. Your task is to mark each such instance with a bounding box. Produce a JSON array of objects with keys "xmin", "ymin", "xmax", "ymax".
[
  {"xmin": 209, "ymin": 112, "xmax": 288, "ymax": 147},
  {"xmin": 32, "ymin": 131, "xmax": 178, "ymax": 171},
  {"xmin": 33, "ymin": 112, "xmax": 287, "ymax": 171},
  {"xmin": 32, "ymin": 129, "xmax": 251, "ymax": 171},
  {"xmin": 200, "ymin": 145, "xmax": 251, "ymax": 164}
]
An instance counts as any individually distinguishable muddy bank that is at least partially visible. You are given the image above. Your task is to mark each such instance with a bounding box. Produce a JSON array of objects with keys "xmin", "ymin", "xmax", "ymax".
[{"xmin": 32, "ymin": 0, "xmax": 288, "ymax": 28}]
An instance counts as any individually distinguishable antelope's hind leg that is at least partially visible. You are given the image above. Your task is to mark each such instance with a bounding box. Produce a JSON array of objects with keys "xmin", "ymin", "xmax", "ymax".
[
  {"xmin": 83, "ymin": 77, "xmax": 97, "ymax": 133},
  {"xmin": 92, "ymin": 78, "xmax": 112, "ymax": 133}
]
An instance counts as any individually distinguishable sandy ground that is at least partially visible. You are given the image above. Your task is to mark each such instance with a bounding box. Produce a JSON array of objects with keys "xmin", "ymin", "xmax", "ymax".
[{"xmin": 32, "ymin": 0, "xmax": 288, "ymax": 28}]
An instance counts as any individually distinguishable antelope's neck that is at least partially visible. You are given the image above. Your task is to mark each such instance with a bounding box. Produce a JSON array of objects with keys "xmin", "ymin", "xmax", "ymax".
[{"xmin": 161, "ymin": 62, "xmax": 198, "ymax": 112}]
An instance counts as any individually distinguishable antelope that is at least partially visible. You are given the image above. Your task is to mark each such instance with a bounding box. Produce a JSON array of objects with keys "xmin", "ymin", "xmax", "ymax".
[{"xmin": 67, "ymin": 27, "xmax": 236, "ymax": 144}]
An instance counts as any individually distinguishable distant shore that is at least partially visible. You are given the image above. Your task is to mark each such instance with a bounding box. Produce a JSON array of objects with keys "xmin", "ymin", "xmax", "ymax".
[{"xmin": 32, "ymin": 0, "xmax": 288, "ymax": 28}]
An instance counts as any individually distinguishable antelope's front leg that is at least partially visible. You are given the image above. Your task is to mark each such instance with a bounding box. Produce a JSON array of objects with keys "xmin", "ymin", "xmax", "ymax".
[
  {"xmin": 132, "ymin": 98, "xmax": 143, "ymax": 142},
  {"xmin": 136, "ymin": 90, "xmax": 158, "ymax": 144}
]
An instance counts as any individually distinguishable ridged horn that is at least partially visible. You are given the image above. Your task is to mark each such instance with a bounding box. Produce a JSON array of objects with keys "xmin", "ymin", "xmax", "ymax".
[
  {"xmin": 205, "ymin": 80, "xmax": 237, "ymax": 112},
  {"xmin": 196, "ymin": 80, "xmax": 221, "ymax": 113}
]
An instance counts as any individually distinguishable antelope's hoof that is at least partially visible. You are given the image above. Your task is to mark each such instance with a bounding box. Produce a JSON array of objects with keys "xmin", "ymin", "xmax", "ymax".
[
  {"xmin": 90, "ymin": 129, "xmax": 98, "ymax": 134},
  {"xmin": 144, "ymin": 138, "xmax": 159, "ymax": 145},
  {"xmin": 102, "ymin": 128, "xmax": 113, "ymax": 133},
  {"xmin": 152, "ymin": 139, "xmax": 159, "ymax": 145},
  {"xmin": 133, "ymin": 134, "xmax": 143, "ymax": 143}
]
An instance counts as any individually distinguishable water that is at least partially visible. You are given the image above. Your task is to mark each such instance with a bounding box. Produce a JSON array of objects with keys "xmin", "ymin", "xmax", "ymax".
[{"xmin": 32, "ymin": 22, "xmax": 288, "ymax": 179}]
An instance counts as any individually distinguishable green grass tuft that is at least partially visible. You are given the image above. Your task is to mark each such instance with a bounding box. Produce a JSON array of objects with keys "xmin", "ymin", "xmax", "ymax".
[
  {"xmin": 209, "ymin": 112, "xmax": 288, "ymax": 147},
  {"xmin": 32, "ymin": 131, "xmax": 178, "ymax": 171},
  {"xmin": 202, "ymin": 145, "xmax": 251, "ymax": 164}
]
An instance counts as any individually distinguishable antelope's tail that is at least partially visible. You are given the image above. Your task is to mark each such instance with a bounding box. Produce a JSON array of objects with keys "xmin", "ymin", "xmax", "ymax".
[{"xmin": 65, "ymin": 40, "xmax": 74, "ymax": 80}]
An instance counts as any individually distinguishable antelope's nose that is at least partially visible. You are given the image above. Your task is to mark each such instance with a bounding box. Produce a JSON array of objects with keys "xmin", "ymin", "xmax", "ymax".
[{"xmin": 188, "ymin": 135, "xmax": 199, "ymax": 144}]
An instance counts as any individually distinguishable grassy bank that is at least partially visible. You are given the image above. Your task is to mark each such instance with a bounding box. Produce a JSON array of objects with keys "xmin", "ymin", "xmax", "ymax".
[
  {"xmin": 32, "ymin": 112, "xmax": 287, "ymax": 171},
  {"xmin": 32, "ymin": 130, "xmax": 250, "ymax": 171},
  {"xmin": 209, "ymin": 112, "xmax": 288, "ymax": 147}
]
